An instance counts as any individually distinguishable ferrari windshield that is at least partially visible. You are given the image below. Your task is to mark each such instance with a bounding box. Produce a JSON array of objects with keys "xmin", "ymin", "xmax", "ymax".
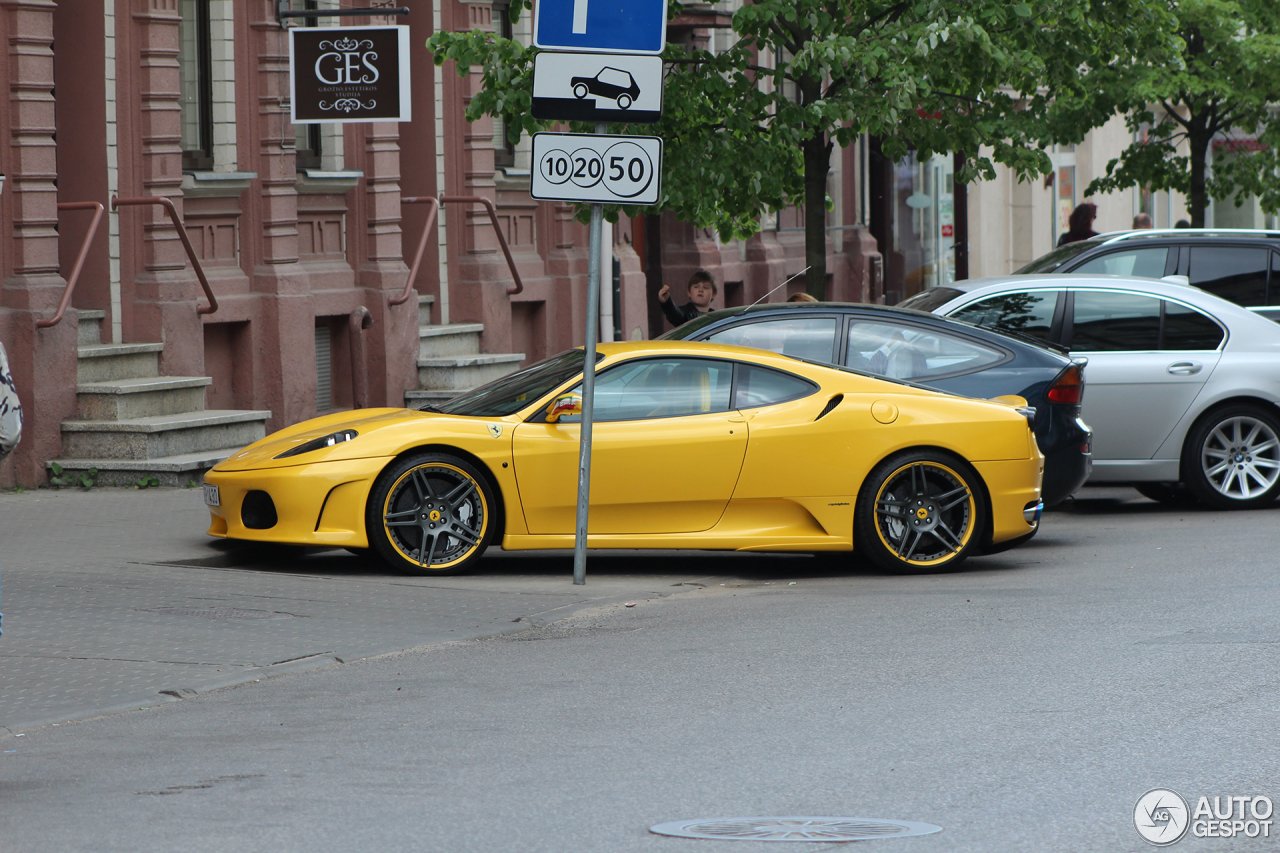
[{"xmin": 431, "ymin": 348, "xmax": 601, "ymax": 417}]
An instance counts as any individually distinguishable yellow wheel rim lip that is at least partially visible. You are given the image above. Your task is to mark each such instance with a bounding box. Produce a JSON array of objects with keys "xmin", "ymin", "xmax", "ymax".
[
  {"xmin": 383, "ymin": 462, "xmax": 488, "ymax": 569},
  {"xmin": 873, "ymin": 460, "xmax": 975, "ymax": 566}
]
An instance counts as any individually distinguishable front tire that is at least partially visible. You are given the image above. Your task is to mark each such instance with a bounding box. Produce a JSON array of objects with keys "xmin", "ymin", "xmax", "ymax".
[
  {"xmin": 855, "ymin": 450, "xmax": 987, "ymax": 573},
  {"xmin": 367, "ymin": 453, "xmax": 495, "ymax": 575},
  {"xmin": 1184, "ymin": 405, "xmax": 1280, "ymax": 510}
]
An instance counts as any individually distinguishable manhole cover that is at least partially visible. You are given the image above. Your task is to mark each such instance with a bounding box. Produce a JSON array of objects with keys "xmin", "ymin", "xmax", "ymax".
[
  {"xmin": 140, "ymin": 607, "xmax": 289, "ymax": 620},
  {"xmin": 649, "ymin": 817, "xmax": 942, "ymax": 842}
]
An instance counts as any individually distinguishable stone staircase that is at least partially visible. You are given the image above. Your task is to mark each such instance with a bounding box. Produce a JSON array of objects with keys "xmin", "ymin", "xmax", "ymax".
[
  {"xmin": 48, "ymin": 310, "xmax": 272, "ymax": 487},
  {"xmin": 403, "ymin": 295, "xmax": 525, "ymax": 409}
]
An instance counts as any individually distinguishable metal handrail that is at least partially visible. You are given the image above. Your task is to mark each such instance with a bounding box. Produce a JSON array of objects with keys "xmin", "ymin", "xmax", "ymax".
[
  {"xmin": 394, "ymin": 195, "xmax": 524, "ymax": 306},
  {"xmin": 38, "ymin": 201, "xmax": 106, "ymax": 329},
  {"xmin": 111, "ymin": 195, "xmax": 218, "ymax": 316}
]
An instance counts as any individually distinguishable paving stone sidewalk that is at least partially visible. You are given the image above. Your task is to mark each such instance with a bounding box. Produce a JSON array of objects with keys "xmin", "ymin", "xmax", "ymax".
[{"xmin": 0, "ymin": 488, "xmax": 701, "ymax": 735}]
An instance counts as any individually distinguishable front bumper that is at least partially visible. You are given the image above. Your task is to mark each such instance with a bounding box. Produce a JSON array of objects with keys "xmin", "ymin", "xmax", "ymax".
[{"xmin": 204, "ymin": 458, "xmax": 386, "ymax": 549}]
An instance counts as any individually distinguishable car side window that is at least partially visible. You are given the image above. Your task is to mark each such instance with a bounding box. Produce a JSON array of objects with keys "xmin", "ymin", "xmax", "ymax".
[
  {"xmin": 559, "ymin": 358, "xmax": 733, "ymax": 422},
  {"xmin": 845, "ymin": 320, "xmax": 1004, "ymax": 380},
  {"xmin": 947, "ymin": 291, "xmax": 1058, "ymax": 342},
  {"xmin": 706, "ymin": 317, "xmax": 838, "ymax": 362},
  {"xmin": 1070, "ymin": 291, "xmax": 1161, "ymax": 351},
  {"xmin": 1071, "ymin": 247, "xmax": 1170, "ymax": 279},
  {"xmin": 1162, "ymin": 302, "xmax": 1225, "ymax": 350},
  {"xmin": 1189, "ymin": 246, "xmax": 1268, "ymax": 306},
  {"xmin": 733, "ymin": 364, "xmax": 816, "ymax": 409}
]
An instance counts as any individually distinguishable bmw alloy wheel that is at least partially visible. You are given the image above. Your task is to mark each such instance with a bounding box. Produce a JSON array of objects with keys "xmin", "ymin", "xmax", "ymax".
[{"xmin": 1187, "ymin": 407, "xmax": 1280, "ymax": 509}]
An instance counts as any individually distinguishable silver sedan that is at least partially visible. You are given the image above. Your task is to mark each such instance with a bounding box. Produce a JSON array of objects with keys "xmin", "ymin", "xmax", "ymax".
[{"xmin": 900, "ymin": 275, "xmax": 1280, "ymax": 509}]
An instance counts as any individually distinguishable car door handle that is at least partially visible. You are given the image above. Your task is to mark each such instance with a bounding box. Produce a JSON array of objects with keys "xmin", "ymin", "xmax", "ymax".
[
  {"xmin": 1167, "ymin": 361, "xmax": 1202, "ymax": 375},
  {"xmin": 727, "ymin": 412, "xmax": 756, "ymax": 423}
]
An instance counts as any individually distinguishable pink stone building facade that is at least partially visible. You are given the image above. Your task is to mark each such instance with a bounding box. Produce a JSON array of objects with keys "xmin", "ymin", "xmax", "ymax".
[{"xmin": 0, "ymin": 0, "xmax": 878, "ymax": 488}]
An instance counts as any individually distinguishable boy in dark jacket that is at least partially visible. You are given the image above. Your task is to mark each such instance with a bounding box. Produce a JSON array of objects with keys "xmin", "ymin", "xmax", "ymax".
[{"xmin": 658, "ymin": 269, "xmax": 717, "ymax": 327}]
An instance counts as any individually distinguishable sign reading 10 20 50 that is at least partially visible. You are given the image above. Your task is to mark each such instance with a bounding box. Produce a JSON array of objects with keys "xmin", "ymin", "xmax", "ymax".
[{"xmin": 531, "ymin": 132, "xmax": 662, "ymax": 205}]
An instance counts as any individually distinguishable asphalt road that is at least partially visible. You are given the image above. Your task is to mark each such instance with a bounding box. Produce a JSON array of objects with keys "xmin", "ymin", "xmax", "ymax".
[{"xmin": 2, "ymin": 487, "xmax": 1278, "ymax": 852}]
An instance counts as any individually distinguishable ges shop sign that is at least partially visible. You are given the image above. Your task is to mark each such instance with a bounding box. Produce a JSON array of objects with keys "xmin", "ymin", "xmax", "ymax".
[{"xmin": 290, "ymin": 26, "xmax": 411, "ymax": 124}]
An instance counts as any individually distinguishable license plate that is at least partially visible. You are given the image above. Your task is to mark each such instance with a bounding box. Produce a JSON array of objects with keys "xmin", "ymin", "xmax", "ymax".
[{"xmin": 203, "ymin": 484, "xmax": 221, "ymax": 507}]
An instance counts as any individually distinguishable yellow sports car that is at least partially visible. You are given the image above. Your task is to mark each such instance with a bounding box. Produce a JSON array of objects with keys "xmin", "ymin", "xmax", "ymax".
[{"xmin": 204, "ymin": 341, "xmax": 1043, "ymax": 574}]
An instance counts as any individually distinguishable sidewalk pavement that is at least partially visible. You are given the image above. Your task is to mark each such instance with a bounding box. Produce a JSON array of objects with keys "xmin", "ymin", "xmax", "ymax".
[{"xmin": 0, "ymin": 487, "xmax": 723, "ymax": 735}]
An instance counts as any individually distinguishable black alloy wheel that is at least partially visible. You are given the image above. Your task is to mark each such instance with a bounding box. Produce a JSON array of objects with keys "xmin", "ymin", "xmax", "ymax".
[
  {"xmin": 367, "ymin": 453, "xmax": 495, "ymax": 575},
  {"xmin": 855, "ymin": 450, "xmax": 987, "ymax": 573}
]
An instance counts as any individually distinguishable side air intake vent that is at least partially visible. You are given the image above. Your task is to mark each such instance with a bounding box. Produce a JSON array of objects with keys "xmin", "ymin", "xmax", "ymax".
[{"xmin": 815, "ymin": 395, "xmax": 843, "ymax": 421}]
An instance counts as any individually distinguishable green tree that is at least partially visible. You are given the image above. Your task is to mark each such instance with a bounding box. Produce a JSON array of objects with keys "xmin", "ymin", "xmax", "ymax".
[
  {"xmin": 430, "ymin": 1, "xmax": 1175, "ymax": 297},
  {"xmin": 1084, "ymin": 1, "xmax": 1280, "ymax": 227}
]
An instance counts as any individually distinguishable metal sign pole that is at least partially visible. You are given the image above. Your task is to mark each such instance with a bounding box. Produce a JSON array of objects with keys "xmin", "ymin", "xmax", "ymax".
[{"xmin": 573, "ymin": 123, "xmax": 607, "ymax": 585}]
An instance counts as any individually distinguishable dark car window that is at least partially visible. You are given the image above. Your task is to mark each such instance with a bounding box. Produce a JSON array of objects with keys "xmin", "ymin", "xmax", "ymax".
[
  {"xmin": 706, "ymin": 316, "xmax": 838, "ymax": 362},
  {"xmin": 897, "ymin": 286, "xmax": 964, "ymax": 312},
  {"xmin": 733, "ymin": 364, "xmax": 816, "ymax": 409},
  {"xmin": 1070, "ymin": 291, "xmax": 1161, "ymax": 351},
  {"xmin": 845, "ymin": 320, "xmax": 1004, "ymax": 380},
  {"xmin": 1071, "ymin": 247, "xmax": 1170, "ymax": 279},
  {"xmin": 1272, "ymin": 251, "xmax": 1280, "ymax": 305},
  {"xmin": 558, "ymin": 358, "xmax": 734, "ymax": 422},
  {"xmin": 1014, "ymin": 239, "xmax": 1105, "ymax": 273},
  {"xmin": 1163, "ymin": 301, "xmax": 1225, "ymax": 350},
  {"xmin": 1189, "ymin": 246, "xmax": 1268, "ymax": 306},
  {"xmin": 948, "ymin": 291, "xmax": 1058, "ymax": 342}
]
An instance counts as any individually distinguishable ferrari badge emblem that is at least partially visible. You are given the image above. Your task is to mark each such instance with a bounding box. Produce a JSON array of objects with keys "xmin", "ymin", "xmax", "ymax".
[{"xmin": 487, "ymin": 424, "xmax": 503, "ymax": 438}]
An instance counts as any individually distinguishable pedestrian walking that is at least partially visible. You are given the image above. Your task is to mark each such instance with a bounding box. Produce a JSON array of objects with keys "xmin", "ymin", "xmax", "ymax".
[
  {"xmin": 787, "ymin": 292, "xmax": 818, "ymax": 303},
  {"xmin": 0, "ymin": 339, "xmax": 23, "ymax": 637},
  {"xmin": 1057, "ymin": 203, "xmax": 1099, "ymax": 246}
]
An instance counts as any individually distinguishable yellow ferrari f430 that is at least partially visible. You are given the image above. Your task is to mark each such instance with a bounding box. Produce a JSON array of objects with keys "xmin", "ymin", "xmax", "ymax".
[{"xmin": 204, "ymin": 341, "xmax": 1044, "ymax": 574}]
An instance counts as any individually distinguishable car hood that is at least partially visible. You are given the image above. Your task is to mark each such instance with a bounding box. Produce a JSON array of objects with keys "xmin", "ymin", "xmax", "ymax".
[{"xmin": 212, "ymin": 407, "xmax": 509, "ymax": 472}]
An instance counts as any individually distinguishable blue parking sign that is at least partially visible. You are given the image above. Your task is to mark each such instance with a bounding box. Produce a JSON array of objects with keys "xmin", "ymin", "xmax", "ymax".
[{"xmin": 533, "ymin": 0, "xmax": 667, "ymax": 55}]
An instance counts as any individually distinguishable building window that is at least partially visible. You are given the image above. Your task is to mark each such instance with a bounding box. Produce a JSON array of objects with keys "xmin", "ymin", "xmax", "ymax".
[
  {"xmin": 492, "ymin": 2, "xmax": 515, "ymax": 169},
  {"xmin": 293, "ymin": 0, "xmax": 324, "ymax": 170},
  {"xmin": 179, "ymin": 0, "xmax": 213, "ymax": 170}
]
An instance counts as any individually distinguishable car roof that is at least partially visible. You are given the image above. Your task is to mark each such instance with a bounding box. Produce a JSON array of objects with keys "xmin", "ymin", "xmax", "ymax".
[
  {"xmin": 1089, "ymin": 228, "xmax": 1280, "ymax": 245},
  {"xmin": 933, "ymin": 274, "xmax": 1280, "ymax": 332},
  {"xmin": 671, "ymin": 299, "xmax": 1071, "ymax": 356}
]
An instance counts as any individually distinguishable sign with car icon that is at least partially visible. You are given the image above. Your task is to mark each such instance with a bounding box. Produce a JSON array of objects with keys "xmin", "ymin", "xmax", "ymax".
[{"xmin": 532, "ymin": 52, "xmax": 664, "ymax": 123}]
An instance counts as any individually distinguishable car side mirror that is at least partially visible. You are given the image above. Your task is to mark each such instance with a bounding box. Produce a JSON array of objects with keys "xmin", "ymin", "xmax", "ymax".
[{"xmin": 545, "ymin": 392, "xmax": 583, "ymax": 423}]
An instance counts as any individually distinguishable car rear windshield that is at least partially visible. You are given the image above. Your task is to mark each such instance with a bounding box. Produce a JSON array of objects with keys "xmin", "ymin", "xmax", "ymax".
[
  {"xmin": 897, "ymin": 287, "xmax": 965, "ymax": 312},
  {"xmin": 431, "ymin": 349, "xmax": 601, "ymax": 417},
  {"xmin": 1014, "ymin": 239, "xmax": 1106, "ymax": 273},
  {"xmin": 656, "ymin": 312, "xmax": 731, "ymax": 340}
]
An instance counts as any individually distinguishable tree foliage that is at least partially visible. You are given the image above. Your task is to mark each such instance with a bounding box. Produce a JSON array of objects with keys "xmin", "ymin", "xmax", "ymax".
[
  {"xmin": 429, "ymin": 1, "xmax": 1177, "ymax": 295},
  {"xmin": 1083, "ymin": 1, "xmax": 1280, "ymax": 227}
]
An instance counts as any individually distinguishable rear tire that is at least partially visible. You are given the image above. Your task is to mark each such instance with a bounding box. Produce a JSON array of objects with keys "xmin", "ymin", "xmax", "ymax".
[
  {"xmin": 366, "ymin": 453, "xmax": 495, "ymax": 575},
  {"xmin": 855, "ymin": 450, "xmax": 987, "ymax": 573},
  {"xmin": 1184, "ymin": 405, "xmax": 1280, "ymax": 510},
  {"xmin": 1134, "ymin": 482, "xmax": 1197, "ymax": 506}
]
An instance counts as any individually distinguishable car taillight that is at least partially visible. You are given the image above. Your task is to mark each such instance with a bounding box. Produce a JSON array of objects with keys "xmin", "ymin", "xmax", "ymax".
[{"xmin": 1046, "ymin": 364, "xmax": 1084, "ymax": 405}]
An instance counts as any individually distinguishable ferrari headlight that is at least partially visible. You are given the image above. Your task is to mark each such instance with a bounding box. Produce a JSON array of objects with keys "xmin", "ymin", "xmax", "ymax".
[{"xmin": 274, "ymin": 429, "xmax": 359, "ymax": 459}]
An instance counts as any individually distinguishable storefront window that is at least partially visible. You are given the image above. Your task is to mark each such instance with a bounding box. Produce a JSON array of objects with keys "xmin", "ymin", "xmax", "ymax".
[{"xmin": 893, "ymin": 151, "xmax": 954, "ymax": 299}]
